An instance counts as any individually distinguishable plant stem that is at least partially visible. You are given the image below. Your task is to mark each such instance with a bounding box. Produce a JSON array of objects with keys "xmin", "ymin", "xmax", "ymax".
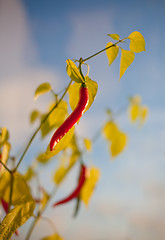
[
  {"xmin": 8, "ymin": 172, "xmax": 14, "ymax": 212},
  {"xmin": 0, "ymin": 160, "xmax": 12, "ymax": 173},
  {"xmin": 15, "ymin": 80, "xmax": 73, "ymax": 171},
  {"xmin": 25, "ymin": 186, "xmax": 58, "ymax": 240},
  {"xmin": 83, "ymin": 40, "xmax": 122, "ymax": 62}
]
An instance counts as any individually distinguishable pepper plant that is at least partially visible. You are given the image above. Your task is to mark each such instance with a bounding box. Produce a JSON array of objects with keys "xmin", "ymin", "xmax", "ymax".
[{"xmin": 0, "ymin": 31, "xmax": 148, "ymax": 240}]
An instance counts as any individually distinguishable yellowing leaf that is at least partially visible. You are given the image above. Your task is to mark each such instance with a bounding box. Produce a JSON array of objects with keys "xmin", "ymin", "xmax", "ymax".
[
  {"xmin": 120, "ymin": 49, "xmax": 135, "ymax": 79},
  {"xmin": 103, "ymin": 121, "xmax": 119, "ymax": 141},
  {"xmin": 37, "ymin": 126, "xmax": 75, "ymax": 163},
  {"xmin": 42, "ymin": 233, "xmax": 63, "ymax": 240},
  {"xmin": 30, "ymin": 110, "xmax": 40, "ymax": 123},
  {"xmin": 54, "ymin": 166, "xmax": 67, "ymax": 185},
  {"xmin": 54, "ymin": 151, "xmax": 79, "ymax": 185},
  {"xmin": 1, "ymin": 142, "xmax": 10, "ymax": 172},
  {"xmin": 128, "ymin": 31, "xmax": 145, "ymax": 53},
  {"xmin": 107, "ymin": 34, "xmax": 120, "ymax": 40},
  {"xmin": 106, "ymin": 42, "xmax": 119, "ymax": 66},
  {"xmin": 139, "ymin": 105, "xmax": 148, "ymax": 125},
  {"xmin": 0, "ymin": 172, "xmax": 35, "ymax": 239},
  {"xmin": 129, "ymin": 95, "xmax": 141, "ymax": 105},
  {"xmin": 0, "ymin": 200, "xmax": 35, "ymax": 240},
  {"xmin": 81, "ymin": 167, "xmax": 100, "ymax": 206},
  {"xmin": 110, "ymin": 132, "xmax": 127, "ymax": 158},
  {"xmin": 34, "ymin": 82, "xmax": 52, "ymax": 101},
  {"xmin": 41, "ymin": 100, "xmax": 68, "ymax": 138},
  {"xmin": 130, "ymin": 104, "xmax": 140, "ymax": 122},
  {"xmin": 66, "ymin": 59, "xmax": 83, "ymax": 83},
  {"xmin": 69, "ymin": 77, "xmax": 98, "ymax": 113},
  {"xmin": 24, "ymin": 167, "xmax": 35, "ymax": 181},
  {"xmin": 0, "ymin": 127, "xmax": 9, "ymax": 146},
  {"xmin": 84, "ymin": 138, "xmax": 92, "ymax": 151}
]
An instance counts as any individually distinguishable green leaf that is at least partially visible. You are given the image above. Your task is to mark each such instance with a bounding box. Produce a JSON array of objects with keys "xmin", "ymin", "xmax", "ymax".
[
  {"xmin": 30, "ymin": 110, "xmax": 40, "ymax": 123},
  {"xmin": 34, "ymin": 82, "xmax": 52, "ymax": 101},
  {"xmin": 69, "ymin": 76, "xmax": 98, "ymax": 113},
  {"xmin": 37, "ymin": 126, "xmax": 75, "ymax": 163},
  {"xmin": 107, "ymin": 34, "xmax": 120, "ymax": 40},
  {"xmin": 66, "ymin": 59, "xmax": 84, "ymax": 83},
  {"xmin": 106, "ymin": 42, "xmax": 119, "ymax": 66},
  {"xmin": 128, "ymin": 31, "xmax": 145, "ymax": 53},
  {"xmin": 119, "ymin": 49, "xmax": 135, "ymax": 79}
]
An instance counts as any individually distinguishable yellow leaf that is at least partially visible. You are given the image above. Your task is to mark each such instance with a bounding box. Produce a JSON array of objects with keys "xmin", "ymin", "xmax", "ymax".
[
  {"xmin": 24, "ymin": 167, "xmax": 35, "ymax": 181},
  {"xmin": 129, "ymin": 95, "xmax": 142, "ymax": 105},
  {"xmin": 120, "ymin": 49, "xmax": 135, "ymax": 79},
  {"xmin": 1, "ymin": 142, "xmax": 11, "ymax": 174},
  {"xmin": 103, "ymin": 121, "xmax": 119, "ymax": 141},
  {"xmin": 106, "ymin": 42, "xmax": 119, "ymax": 66},
  {"xmin": 139, "ymin": 105, "xmax": 148, "ymax": 125},
  {"xmin": 54, "ymin": 166, "xmax": 67, "ymax": 185},
  {"xmin": 69, "ymin": 77, "xmax": 98, "ymax": 113},
  {"xmin": 130, "ymin": 104, "xmax": 140, "ymax": 122},
  {"xmin": 0, "ymin": 172, "xmax": 35, "ymax": 239},
  {"xmin": 37, "ymin": 127, "xmax": 75, "ymax": 163},
  {"xmin": 41, "ymin": 100, "xmax": 68, "ymax": 138},
  {"xmin": 0, "ymin": 127, "xmax": 9, "ymax": 146},
  {"xmin": 110, "ymin": 131, "xmax": 127, "ymax": 158},
  {"xmin": 30, "ymin": 110, "xmax": 40, "ymax": 123},
  {"xmin": 54, "ymin": 151, "xmax": 79, "ymax": 185},
  {"xmin": 81, "ymin": 167, "xmax": 100, "ymax": 206},
  {"xmin": 66, "ymin": 59, "xmax": 83, "ymax": 83},
  {"xmin": 84, "ymin": 138, "xmax": 92, "ymax": 151},
  {"xmin": 107, "ymin": 34, "xmax": 120, "ymax": 40},
  {"xmin": 0, "ymin": 200, "xmax": 35, "ymax": 240},
  {"xmin": 42, "ymin": 233, "xmax": 63, "ymax": 240},
  {"xmin": 34, "ymin": 82, "xmax": 52, "ymax": 101},
  {"xmin": 128, "ymin": 31, "xmax": 145, "ymax": 53}
]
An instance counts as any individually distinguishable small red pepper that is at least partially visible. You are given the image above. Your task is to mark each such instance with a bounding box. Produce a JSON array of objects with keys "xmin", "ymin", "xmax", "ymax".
[
  {"xmin": 50, "ymin": 83, "xmax": 89, "ymax": 151},
  {"xmin": 53, "ymin": 164, "xmax": 86, "ymax": 207}
]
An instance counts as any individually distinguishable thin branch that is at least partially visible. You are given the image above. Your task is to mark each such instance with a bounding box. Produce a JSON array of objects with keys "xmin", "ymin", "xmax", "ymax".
[
  {"xmin": 0, "ymin": 160, "xmax": 12, "ymax": 173},
  {"xmin": 15, "ymin": 80, "xmax": 73, "ymax": 171}
]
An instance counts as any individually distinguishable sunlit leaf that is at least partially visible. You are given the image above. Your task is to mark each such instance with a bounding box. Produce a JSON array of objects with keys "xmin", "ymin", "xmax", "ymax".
[
  {"xmin": 41, "ymin": 101, "xmax": 68, "ymax": 138},
  {"xmin": 42, "ymin": 233, "xmax": 63, "ymax": 240},
  {"xmin": 103, "ymin": 121, "xmax": 119, "ymax": 141},
  {"xmin": 120, "ymin": 49, "xmax": 135, "ymax": 79},
  {"xmin": 69, "ymin": 77, "xmax": 98, "ymax": 113},
  {"xmin": 84, "ymin": 138, "xmax": 92, "ymax": 151},
  {"xmin": 37, "ymin": 127, "xmax": 75, "ymax": 163},
  {"xmin": 130, "ymin": 104, "xmax": 140, "ymax": 122},
  {"xmin": 54, "ymin": 151, "xmax": 79, "ymax": 185},
  {"xmin": 0, "ymin": 201, "xmax": 35, "ymax": 240},
  {"xmin": 24, "ymin": 167, "xmax": 35, "ymax": 181},
  {"xmin": 128, "ymin": 31, "xmax": 145, "ymax": 53},
  {"xmin": 139, "ymin": 105, "xmax": 149, "ymax": 125},
  {"xmin": 106, "ymin": 42, "xmax": 119, "ymax": 66},
  {"xmin": 107, "ymin": 34, "xmax": 120, "ymax": 40},
  {"xmin": 110, "ymin": 131, "xmax": 127, "ymax": 158},
  {"xmin": 81, "ymin": 167, "xmax": 100, "ymax": 206},
  {"xmin": 34, "ymin": 82, "xmax": 52, "ymax": 101},
  {"xmin": 30, "ymin": 110, "xmax": 40, "ymax": 123},
  {"xmin": 0, "ymin": 172, "xmax": 35, "ymax": 239},
  {"xmin": 1, "ymin": 142, "xmax": 11, "ymax": 172},
  {"xmin": 0, "ymin": 127, "xmax": 9, "ymax": 146},
  {"xmin": 66, "ymin": 59, "xmax": 83, "ymax": 83}
]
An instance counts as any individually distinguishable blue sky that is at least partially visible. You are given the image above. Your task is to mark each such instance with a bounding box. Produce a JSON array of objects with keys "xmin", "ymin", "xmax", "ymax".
[{"xmin": 0, "ymin": 0, "xmax": 165, "ymax": 239}]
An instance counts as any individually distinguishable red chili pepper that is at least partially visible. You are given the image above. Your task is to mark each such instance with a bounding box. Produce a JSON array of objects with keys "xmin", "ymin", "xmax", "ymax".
[
  {"xmin": 53, "ymin": 164, "xmax": 86, "ymax": 207},
  {"xmin": 50, "ymin": 83, "xmax": 89, "ymax": 151}
]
